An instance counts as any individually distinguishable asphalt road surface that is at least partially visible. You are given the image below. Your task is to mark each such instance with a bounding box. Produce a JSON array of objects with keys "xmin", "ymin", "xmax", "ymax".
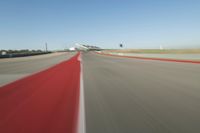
[
  {"xmin": 83, "ymin": 52, "xmax": 200, "ymax": 133},
  {"xmin": 0, "ymin": 52, "xmax": 75, "ymax": 86}
]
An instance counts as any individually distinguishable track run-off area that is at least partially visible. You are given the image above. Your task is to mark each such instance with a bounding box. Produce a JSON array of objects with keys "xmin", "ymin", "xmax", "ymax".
[
  {"xmin": 0, "ymin": 52, "xmax": 80, "ymax": 133},
  {"xmin": 0, "ymin": 52, "xmax": 200, "ymax": 133}
]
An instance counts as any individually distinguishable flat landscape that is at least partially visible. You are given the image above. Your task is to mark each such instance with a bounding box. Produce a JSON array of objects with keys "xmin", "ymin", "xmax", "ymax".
[
  {"xmin": 103, "ymin": 49, "xmax": 200, "ymax": 54},
  {"xmin": 101, "ymin": 49, "xmax": 200, "ymax": 61},
  {"xmin": 1, "ymin": 0, "xmax": 200, "ymax": 132}
]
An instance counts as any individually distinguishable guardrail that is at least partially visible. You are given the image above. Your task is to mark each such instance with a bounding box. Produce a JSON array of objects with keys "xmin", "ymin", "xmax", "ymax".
[{"xmin": 0, "ymin": 52, "xmax": 52, "ymax": 58}]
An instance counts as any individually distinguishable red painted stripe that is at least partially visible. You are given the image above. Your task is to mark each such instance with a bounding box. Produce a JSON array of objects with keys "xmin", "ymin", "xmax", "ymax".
[
  {"xmin": 0, "ymin": 53, "xmax": 81, "ymax": 133},
  {"xmin": 96, "ymin": 52, "xmax": 200, "ymax": 64}
]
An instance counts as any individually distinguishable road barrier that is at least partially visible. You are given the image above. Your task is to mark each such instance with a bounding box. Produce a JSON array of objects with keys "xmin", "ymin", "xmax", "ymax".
[{"xmin": 0, "ymin": 52, "xmax": 52, "ymax": 58}]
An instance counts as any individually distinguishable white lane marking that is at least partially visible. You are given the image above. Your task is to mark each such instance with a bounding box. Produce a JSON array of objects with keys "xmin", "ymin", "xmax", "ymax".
[
  {"xmin": 78, "ymin": 53, "xmax": 81, "ymax": 61},
  {"xmin": 78, "ymin": 53, "xmax": 86, "ymax": 133}
]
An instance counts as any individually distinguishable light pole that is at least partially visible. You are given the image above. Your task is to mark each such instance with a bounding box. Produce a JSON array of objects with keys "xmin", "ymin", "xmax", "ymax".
[{"xmin": 45, "ymin": 42, "xmax": 48, "ymax": 52}]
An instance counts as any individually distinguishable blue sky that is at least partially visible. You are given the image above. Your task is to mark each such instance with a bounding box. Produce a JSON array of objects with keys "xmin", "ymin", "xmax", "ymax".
[{"xmin": 0, "ymin": 0, "xmax": 200, "ymax": 50}]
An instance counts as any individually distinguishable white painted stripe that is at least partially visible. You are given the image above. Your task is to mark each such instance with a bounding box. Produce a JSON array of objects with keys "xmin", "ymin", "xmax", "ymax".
[{"xmin": 78, "ymin": 53, "xmax": 86, "ymax": 133}]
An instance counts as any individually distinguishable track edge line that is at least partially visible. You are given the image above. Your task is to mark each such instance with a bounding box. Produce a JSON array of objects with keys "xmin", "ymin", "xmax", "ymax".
[{"xmin": 77, "ymin": 52, "xmax": 86, "ymax": 133}]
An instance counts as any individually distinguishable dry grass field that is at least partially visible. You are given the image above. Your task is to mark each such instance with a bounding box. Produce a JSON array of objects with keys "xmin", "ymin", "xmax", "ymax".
[{"xmin": 103, "ymin": 49, "xmax": 200, "ymax": 54}]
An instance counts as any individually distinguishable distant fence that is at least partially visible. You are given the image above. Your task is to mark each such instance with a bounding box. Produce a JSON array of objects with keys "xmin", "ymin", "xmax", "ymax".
[{"xmin": 0, "ymin": 52, "xmax": 52, "ymax": 59}]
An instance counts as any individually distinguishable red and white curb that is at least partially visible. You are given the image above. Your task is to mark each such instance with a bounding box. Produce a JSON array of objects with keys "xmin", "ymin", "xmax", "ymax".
[{"xmin": 96, "ymin": 52, "xmax": 200, "ymax": 64}]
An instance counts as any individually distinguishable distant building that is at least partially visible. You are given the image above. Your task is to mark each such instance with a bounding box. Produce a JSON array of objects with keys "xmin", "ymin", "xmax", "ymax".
[
  {"xmin": 75, "ymin": 43, "xmax": 89, "ymax": 51},
  {"xmin": 69, "ymin": 47, "xmax": 76, "ymax": 51},
  {"xmin": 1, "ymin": 51, "xmax": 7, "ymax": 55},
  {"xmin": 75, "ymin": 43, "xmax": 101, "ymax": 51}
]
